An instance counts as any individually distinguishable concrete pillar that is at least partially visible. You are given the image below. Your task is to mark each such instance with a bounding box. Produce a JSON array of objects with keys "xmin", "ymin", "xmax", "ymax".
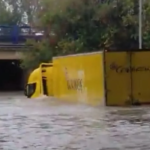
[{"xmin": 22, "ymin": 69, "xmax": 33, "ymax": 88}]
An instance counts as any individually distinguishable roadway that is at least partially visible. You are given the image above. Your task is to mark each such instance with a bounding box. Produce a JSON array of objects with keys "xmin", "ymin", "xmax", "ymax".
[{"xmin": 0, "ymin": 93, "xmax": 149, "ymax": 150}]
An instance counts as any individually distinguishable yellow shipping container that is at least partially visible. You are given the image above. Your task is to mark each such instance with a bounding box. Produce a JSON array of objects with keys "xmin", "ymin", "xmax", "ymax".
[
  {"xmin": 104, "ymin": 50, "xmax": 150, "ymax": 106},
  {"xmin": 53, "ymin": 52, "xmax": 105, "ymax": 106}
]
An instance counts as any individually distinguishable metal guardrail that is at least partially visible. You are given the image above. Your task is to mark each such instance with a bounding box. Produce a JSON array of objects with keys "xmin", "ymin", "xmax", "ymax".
[{"xmin": 0, "ymin": 44, "xmax": 33, "ymax": 51}]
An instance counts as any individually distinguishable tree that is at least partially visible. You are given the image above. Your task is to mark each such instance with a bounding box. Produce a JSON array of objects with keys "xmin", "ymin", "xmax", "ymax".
[
  {"xmin": 21, "ymin": 0, "xmax": 150, "ymax": 69},
  {"xmin": 21, "ymin": 39, "xmax": 53, "ymax": 69},
  {"xmin": 0, "ymin": 0, "xmax": 20, "ymax": 24},
  {"xmin": 1, "ymin": 0, "xmax": 41, "ymax": 25}
]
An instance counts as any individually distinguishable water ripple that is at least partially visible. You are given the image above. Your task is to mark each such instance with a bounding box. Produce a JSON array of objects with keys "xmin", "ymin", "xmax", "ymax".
[{"xmin": 0, "ymin": 93, "xmax": 150, "ymax": 149}]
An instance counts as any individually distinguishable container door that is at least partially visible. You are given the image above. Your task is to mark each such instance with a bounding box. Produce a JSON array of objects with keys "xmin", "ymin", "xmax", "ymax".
[
  {"xmin": 105, "ymin": 51, "xmax": 132, "ymax": 106},
  {"xmin": 131, "ymin": 51, "xmax": 150, "ymax": 105}
]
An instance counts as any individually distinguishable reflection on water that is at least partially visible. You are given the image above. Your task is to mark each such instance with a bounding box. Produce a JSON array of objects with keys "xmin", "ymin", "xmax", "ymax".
[{"xmin": 0, "ymin": 93, "xmax": 150, "ymax": 149}]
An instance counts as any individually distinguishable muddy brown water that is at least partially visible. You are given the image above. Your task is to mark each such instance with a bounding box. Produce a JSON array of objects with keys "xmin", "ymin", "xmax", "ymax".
[{"xmin": 0, "ymin": 92, "xmax": 150, "ymax": 150}]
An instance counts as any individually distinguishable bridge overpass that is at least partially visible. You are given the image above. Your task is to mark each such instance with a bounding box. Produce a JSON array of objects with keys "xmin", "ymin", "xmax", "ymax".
[
  {"xmin": 0, "ymin": 25, "xmax": 43, "ymax": 91},
  {"xmin": 0, "ymin": 25, "xmax": 42, "ymax": 59},
  {"xmin": 0, "ymin": 44, "xmax": 31, "ymax": 59}
]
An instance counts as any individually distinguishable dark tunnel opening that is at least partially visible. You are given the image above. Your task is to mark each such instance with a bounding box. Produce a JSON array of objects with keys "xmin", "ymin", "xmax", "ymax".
[{"xmin": 0, "ymin": 60, "xmax": 23, "ymax": 91}]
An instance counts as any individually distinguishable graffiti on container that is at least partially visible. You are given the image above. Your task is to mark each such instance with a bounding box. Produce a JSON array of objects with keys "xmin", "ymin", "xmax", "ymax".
[
  {"xmin": 66, "ymin": 78, "xmax": 83, "ymax": 91},
  {"xmin": 110, "ymin": 62, "xmax": 150, "ymax": 73},
  {"xmin": 63, "ymin": 67, "xmax": 83, "ymax": 91}
]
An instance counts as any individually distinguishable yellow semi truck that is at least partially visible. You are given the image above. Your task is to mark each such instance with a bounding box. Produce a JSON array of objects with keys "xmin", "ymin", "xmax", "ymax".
[
  {"xmin": 25, "ymin": 63, "xmax": 53, "ymax": 98},
  {"xmin": 25, "ymin": 50, "xmax": 150, "ymax": 106},
  {"xmin": 25, "ymin": 52, "xmax": 105, "ymax": 106}
]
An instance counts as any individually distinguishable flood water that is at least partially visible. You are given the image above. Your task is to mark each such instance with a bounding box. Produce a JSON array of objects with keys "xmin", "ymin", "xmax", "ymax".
[{"xmin": 0, "ymin": 92, "xmax": 150, "ymax": 150}]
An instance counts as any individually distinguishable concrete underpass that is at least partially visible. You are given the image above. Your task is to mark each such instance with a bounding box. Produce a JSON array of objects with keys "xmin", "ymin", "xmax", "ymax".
[
  {"xmin": 0, "ymin": 59, "xmax": 24, "ymax": 91},
  {"xmin": 0, "ymin": 45, "xmax": 29, "ymax": 92}
]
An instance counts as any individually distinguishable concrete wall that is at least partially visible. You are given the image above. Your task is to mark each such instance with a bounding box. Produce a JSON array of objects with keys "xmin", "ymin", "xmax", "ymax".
[
  {"xmin": 0, "ymin": 51, "xmax": 22, "ymax": 59},
  {"xmin": 22, "ymin": 69, "xmax": 33, "ymax": 87}
]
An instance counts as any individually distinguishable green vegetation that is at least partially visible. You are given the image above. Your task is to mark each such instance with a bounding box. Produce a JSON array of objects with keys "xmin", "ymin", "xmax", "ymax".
[
  {"xmin": 0, "ymin": 0, "xmax": 41, "ymax": 24},
  {"xmin": 1, "ymin": 0, "xmax": 150, "ymax": 69}
]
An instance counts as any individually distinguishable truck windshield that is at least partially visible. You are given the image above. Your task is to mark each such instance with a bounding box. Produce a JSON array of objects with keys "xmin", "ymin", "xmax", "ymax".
[{"xmin": 25, "ymin": 83, "xmax": 36, "ymax": 98}]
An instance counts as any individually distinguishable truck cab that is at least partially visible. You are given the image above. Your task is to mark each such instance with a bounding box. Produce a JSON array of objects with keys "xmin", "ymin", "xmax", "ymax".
[{"xmin": 24, "ymin": 63, "xmax": 53, "ymax": 98}]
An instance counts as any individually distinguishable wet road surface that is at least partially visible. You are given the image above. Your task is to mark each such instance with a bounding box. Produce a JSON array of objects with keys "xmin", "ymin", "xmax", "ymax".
[{"xmin": 0, "ymin": 92, "xmax": 150, "ymax": 149}]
